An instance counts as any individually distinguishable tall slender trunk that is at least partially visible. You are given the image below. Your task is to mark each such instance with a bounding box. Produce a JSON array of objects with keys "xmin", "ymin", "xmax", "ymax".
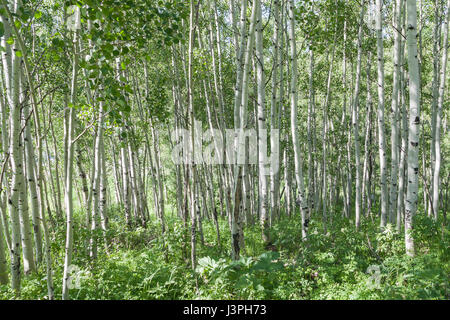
[
  {"xmin": 432, "ymin": 0, "xmax": 449, "ymax": 220},
  {"xmin": 188, "ymin": 0, "xmax": 198, "ymax": 270},
  {"xmin": 270, "ymin": 0, "xmax": 281, "ymax": 224},
  {"xmin": 353, "ymin": 1, "xmax": 365, "ymax": 231},
  {"xmin": 62, "ymin": 17, "xmax": 80, "ymax": 299},
  {"xmin": 231, "ymin": 0, "xmax": 257, "ymax": 260},
  {"xmin": 5, "ymin": 0, "xmax": 25, "ymax": 291},
  {"xmin": 397, "ymin": 0, "xmax": 408, "ymax": 231},
  {"xmin": 307, "ymin": 48, "xmax": 315, "ymax": 218},
  {"xmin": 389, "ymin": 0, "xmax": 403, "ymax": 224},
  {"xmin": 362, "ymin": 53, "xmax": 373, "ymax": 218},
  {"xmin": 90, "ymin": 102, "xmax": 104, "ymax": 259},
  {"xmin": 288, "ymin": 0, "xmax": 308, "ymax": 240},
  {"xmin": 405, "ymin": 0, "xmax": 421, "ymax": 257},
  {"xmin": 376, "ymin": 0, "xmax": 388, "ymax": 229},
  {"xmin": 429, "ymin": 0, "xmax": 441, "ymax": 218},
  {"xmin": 255, "ymin": 0, "xmax": 269, "ymax": 244}
]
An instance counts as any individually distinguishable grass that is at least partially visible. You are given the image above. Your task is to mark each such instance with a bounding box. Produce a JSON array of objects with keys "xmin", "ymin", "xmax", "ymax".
[{"xmin": 0, "ymin": 205, "xmax": 448, "ymax": 300}]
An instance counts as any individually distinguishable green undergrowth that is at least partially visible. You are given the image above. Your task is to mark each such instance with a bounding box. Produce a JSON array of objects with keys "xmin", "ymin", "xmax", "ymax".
[{"xmin": 1, "ymin": 206, "xmax": 448, "ymax": 300}]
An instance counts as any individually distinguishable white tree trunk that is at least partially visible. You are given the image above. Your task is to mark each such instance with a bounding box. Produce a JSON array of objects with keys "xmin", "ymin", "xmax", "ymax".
[
  {"xmin": 270, "ymin": 0, "xmax": 281, "ymax": 224},
  {"xmin": 389, "ymin": 0, "xmax": 402, "ymax": 224},
  {"xmin": 62, "ymin": 20, "xmax": 80, "ymax": 299},
  {"xmin": 353, "ymin": 1, "xmax": 365, "ymax": 230},
  {"xmin": 288, "ymin": 0, "xmax": 308, "ymax": 240},
  {"xmin": 431, "ymin": 0, "xmax": 449, "ymax": 220},
  {"xmin": 405, "ymin": 0, "xmax": 421, "ymax": 257},
  {"xmin": 255, "ymin": 0, "xmax": 269, "ymax": 243},
  {"xmin": 376, "ymin": 0, "xmax": 388, "ymax": 229}
]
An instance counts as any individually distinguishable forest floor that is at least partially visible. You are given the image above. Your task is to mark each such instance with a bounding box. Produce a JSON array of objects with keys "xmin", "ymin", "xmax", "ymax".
[{"xmin": 1, "ymin": 206, "xmax": 448, "ymax": 300}]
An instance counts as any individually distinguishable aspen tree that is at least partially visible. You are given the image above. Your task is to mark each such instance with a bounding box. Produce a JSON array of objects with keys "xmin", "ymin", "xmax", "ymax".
[
  {"xmin": 90, "ymin": 101, "xmax": 104, "ymax": 259},
  {"xmin": 3, "ymin": 0, "xmax": 54, "ymax": 296},
  {"xmin": 342, "ymin": 18, "xmax": 352, "ymax": 219},
  {"xmin": 389, "ymin": 0, "xmax": 402, "ymax": 224},
  {"xmin": 405, "ymin": 0, "xmax": 421, "ymax": 257},
  {"xmin": 431, "ymin": 0, "xmax": 449, "ymax": 220},
  {"xmin": 255, "ymin": 0, "xmax": 269, "ymax": 244},
  {"xmin": 353, "ymin": 1, "xmax": 365, "ymax": 231},
  {"xmin": 321, "ymin": 27, "xmax": 337, "ymax": 232},
  {"xmin": 397, "ymin": 0, "xmax": 407, "ymax": 231},
  {"xmin": 188, "ymin": 0, "xmax": 198, "ymax": 269},
  {"xmin": 17, "ymin": 93, "xmax": 35, "ymax": 276},
  {"xmin": 0, "ymin": 211, "xmax": 6, "ymax": 284},
  {"xmin": 429, "ymin": 0, "xmax": 441, "ymax": 217},
  {"xmin": 362, "ymin": 53, "xmax": 373, "ymax": 217},
  {"xmin": 3, "ymin": 0, "xmax": 24, "ymax": 292},
  {"xmin": 99, "ymin": 133, "xmax": 108, "ymax": 245},
  {"xmin": 308, "ymin": 48, "xmax": 315, "ymax": 218},
  {"xmin": 270, "ymin": 0, "xmax": 281, "ymax": 223},
  {"xmin": 62, "ymin": 5, "xmax": 80, "ymax": 299},
  {"xmin": 376, "ymin": 0, "xmax": 388, "ymax": 230},
  {"xmin": 231, "ymin": 0, "xmax": 257, "ymax": 260},
  {"xmin": 288, "ymin": 0, "xmax": 308, "ymax": 240},
  {"xmin": 0, "ymin": 83, "xmax": 8, "ymax": 282},
  {"xmin": 23, "ymin": 105, "xmax": 43, "ymax": 264},
  {"xmin": 151, "ymin": 121, "xmax": 166, "ymax": 232}
]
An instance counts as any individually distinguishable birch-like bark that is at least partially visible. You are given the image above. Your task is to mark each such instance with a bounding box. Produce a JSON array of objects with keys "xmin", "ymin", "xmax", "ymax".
[
  {"xmin": 288, "ymin": 0, "xmax": 308, "ymax": 240},
  {"xmin": 255, "ymin": 0, "xmax": 269, "ymax": 244},
  {"xmin": 342, "ymin": 18, "xmax": 352, "ymax": 219},
  {"xmin": 62, "ymin": 13, "xmax": 80, "ymax": 299},
  {"xmin": 307, "ymin": 48, "xmax": 315, "ymax": 217},
  {"xmin": 270, "ymin": 0, "xmax": 281, "ymax": 224},
  {"xmin": 362, "ymin": 53, "xmax": 373, "ymax": 217},
  {"xmin": 432, "ymin": 0, "xmax": 449, "ymax": 220},
  {"xmin": 5, "ymin": 0, "xmax": 24, "ymax": 290},
  {"xmin": 405, "ymin": 0, "xmax": 421, "ymax": 257},
  {"xmin": 90, "ymin": 102, "xmax": 104, "ymax": 259},
  {"xmin": 18, "ymin": 99, "xmax": 36, "ymax": 276},
  {"xmin": 4, "ymin": 0, "xmax": 54, "ymax": 296},
  {"xmin": 120, "ymin": 125, "xmax": 132, "ymax": 227},
  {"xmin": 321, "ymin": 31, "xmax": 337, "ymax": 232},
  {"xmin": 99, "ymin": 132, "xmax": 108, "ymax": 243},
  {"xmin": 23, "ymin": 109, "xmax": 43, "ymax": 265},
  {"xmin": 376, "ymin": 0, "xmax": 388, "ymax": 229},
  {"xmin": 188, "ymin": 0, "xmax": 198, "ymax": 270},
  {"xmin": 353, "ymin": 1, "xmax": 365, "ymax": 230},
  {"xmin": 48, "ymin": 114, "xmax": 63, "ymax": 219},
  {"xmin": 127, "ymin": 142, "xmax": 141, "ymax": 225},
  {"xmin": 429, "ymin": 0, "xmax": 441, "ymax": 217},
  {"xmin": 397, "ymin": 0, "xmax": 407, "ymax": 231},
  {"xmin": 0, "ymin": 80, "xmax": 8, "ymax": 283},
  {"xmin": 151, "ymin": 122, "xmax": 166, "ymax": 233},
  {"xmin": 389, "ymin": 0, "xmax": 402, "ymax": 224},
  {"xmin": 231, "ymin": 0, "xmax": 257, "ymax": 260},
  {"xmin": 0, "ymin": 208, "xmax": 6, "ymax": 284}
]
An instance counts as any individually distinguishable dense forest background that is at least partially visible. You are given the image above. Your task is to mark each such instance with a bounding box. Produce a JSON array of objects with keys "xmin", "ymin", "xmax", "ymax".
[{"xmin": 0, "ymin": 0, "xmax": 448, "ymax": 300}]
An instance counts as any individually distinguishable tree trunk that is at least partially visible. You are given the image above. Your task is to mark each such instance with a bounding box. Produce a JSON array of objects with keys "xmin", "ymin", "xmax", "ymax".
[
  {"xmin": 405, "ymin": 0, "xmax": 421, "ymax": 257},
  {"xmin": 288, "ymin": 0, "xmax": 308, "ymax": 240},
  {"xmin": 376, "ymin": 0, "xmax": 388, "ymax": 230}
]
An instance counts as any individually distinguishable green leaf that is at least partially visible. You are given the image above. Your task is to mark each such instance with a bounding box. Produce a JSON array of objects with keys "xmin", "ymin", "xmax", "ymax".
[
  {"xmin": 34, "ymin": 11, "xmax": 42, "ymax": 19},
  {"xmin": 15, "ymin": 50, "xmax": 22, "ymax": 58}
]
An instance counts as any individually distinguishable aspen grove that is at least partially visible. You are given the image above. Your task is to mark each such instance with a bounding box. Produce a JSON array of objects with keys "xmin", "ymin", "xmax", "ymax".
[{"xmin": 0, "ymin": 0, "xmax": 448, "ymax": 300}]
